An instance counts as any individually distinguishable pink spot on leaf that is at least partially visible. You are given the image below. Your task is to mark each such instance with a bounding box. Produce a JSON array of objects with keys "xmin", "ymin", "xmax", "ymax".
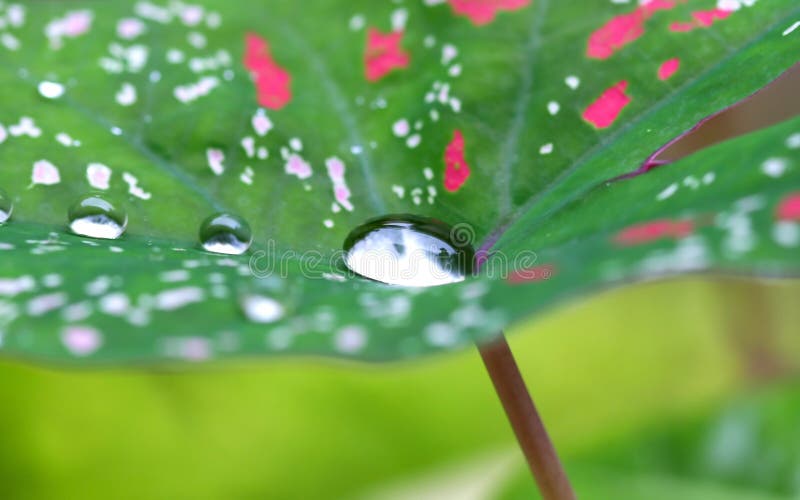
[
  {"xmin": 252, "ymin": 109, "xmax": 273, "ymax": 136},
  {"xmin": 448, "ymin": 0, "xmax": 532, "ymax": 26},
  {"xmin": 86, "ymin": 163, "xmax": 111, "ymax": 190},
  {"xmin": 32, "ymin": 160, "xmax": 61, "ymax": 185},
  {"xmin": 285, "ymin": 154, "xmax": 312, "ymax": 180},
  {"xmin": 507, "ymin": 264, "xmax": 556, "ymax": 284},
  {"xmin": 587, "ymin": 0, "xmax": 675, "ymax": 59},
  {"xmin": 326, "ymin": 157, "xmax": 354, "ymax": 211},
  {"xmin": 614, "ymin": 219, "xmax": 694, "ymax": 246},
  {"xmin": 777, "ymin": 193, "xmax": 800, "ymax": 221},
  {"xmin": 582, "ymin": 80, "xmax": 631, "ymax": 129},
  {"xmin": 117, "ymin": 18, "xmax": 145, "ymax": 40},
  {"xmin": 206, "ymin": 148, "xmax": 225, "ymax": 175},
  {"xmin": 669, "ymin": 9, "xmax": 731, "ymax": 32},
  {"xmin": 364, "ymin": 28, "xmax": 410, "ymax": 82},
  {"xmin": 658, "ymin": 58, "xmax": 680, "ymax": 80},
  {"xmin": 61, "ymin": 326, "xmax": 102, "ymax": 356},
  {"xmin": 180, "ymin": 337, "xmax": 212, "ymax": 361},
  {"xmin": 179, "ymin": 6, "xmax": 204, "ymax": 26},
  {"xmin": 46, "ymin": 10, "xmax": 94, "ymax": 49},
  {"xmin": 243, "ymin": 33, "xmax": 292, "ymax": 110},
  {"xmin": 443, "ymin": 130, "xmax": 472, "ymax": 192}
]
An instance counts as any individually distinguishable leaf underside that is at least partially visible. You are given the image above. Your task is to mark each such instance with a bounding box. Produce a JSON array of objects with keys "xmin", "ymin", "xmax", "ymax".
[{"xmin": 0, "ymin": 0, "xmax": 798, "ymax": 364}]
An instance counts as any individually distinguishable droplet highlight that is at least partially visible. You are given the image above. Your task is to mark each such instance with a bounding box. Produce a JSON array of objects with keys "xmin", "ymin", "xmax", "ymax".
[
  {"xmin": 343, "ymin": 214, "xmax": 474, "ymax": 287},
  {"xmin": 199, "ymin": 213, "xmax": 252, "ymax": 255},
  {"xmin": 68, "ymin": 195, "xmax": 128, "ymax": 240},
  {"xmin": 0, "ymin": 189, "xmax": 13, "ymax": 224}
]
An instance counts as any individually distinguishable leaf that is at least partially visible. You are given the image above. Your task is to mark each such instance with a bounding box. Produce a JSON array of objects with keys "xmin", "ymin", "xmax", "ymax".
[{"xmin": 0, "ymin": 0, "xmax": 798, "ymax": 363}]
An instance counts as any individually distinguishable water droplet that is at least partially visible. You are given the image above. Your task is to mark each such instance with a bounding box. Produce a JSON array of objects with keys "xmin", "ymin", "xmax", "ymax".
[
  {"xmin": 343, "ymin": 214, "xmax": 474, "ymax": 287},
  {"xmin": 68, "ymin": 195, "xmax": 128, "ymax": 239},
  {"xmin": 0, "ymin": 189, "xmax": 13, "ymax": 224},
  {"xmin": 199, "ymin": 213, "xmax": 252, "ymax": 255},
  {"xmin": 38, "ymin": 81, "xmax": 65, "ymax": 99}
]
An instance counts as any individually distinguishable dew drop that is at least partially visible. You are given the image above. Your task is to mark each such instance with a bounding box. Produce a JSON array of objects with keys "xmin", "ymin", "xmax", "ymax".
[
  {"xmin": 199, "ymin": 213, "xmax": 252, "ymax": 255},
  {"xmin": 68, "ymin": 195, "xmax": 128, "ymax": 239},
  {"xmin": 38, "ymin": 81, "xmax": 65, "ymax": 99},
  {"xmin": 343, "ymin": 214, "xmax": 474, "ymax": 287},
  {"xmin": 0, "ymin": 188, "xmax": 13, "ymax": 224}
]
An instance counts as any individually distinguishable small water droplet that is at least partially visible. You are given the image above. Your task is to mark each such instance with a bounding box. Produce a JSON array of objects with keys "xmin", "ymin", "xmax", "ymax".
[
  {"xmin": 38, "ymin": 80, "xmax": 65, "ymax": 99},
  {"xmin": 68, "ymin": 195, "xmax": 128, "ymax": 240},
  {"xmin": 199, "ymin": 213, "xmax": 252, "ymax": 255},
  {"xmin": 0, "ymin": 188, "xmax": 13, "ymax": 224},
  {"xmin": 343, "ymin": 214, "xmax": 474, "ymax": 287}
]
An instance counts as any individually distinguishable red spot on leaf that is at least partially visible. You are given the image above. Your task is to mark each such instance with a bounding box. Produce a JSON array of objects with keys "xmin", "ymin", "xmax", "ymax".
[
  {"xmin": 582, "ymin": 81, "xmax": 631, "ymax": 129},
  {"xmin": 507, "ymin": 264, "xmax": 556, "ymax": 284},
  {"xmin": 614, "ymin": 219, "xmax": 694, "ymax": 246},
  {"xmin": 243, "ymin": 33, "xmax": 292, "ymax": 110},
  {"xmin": 443, "ymin": 129, "xmax": 472, "ymax": 192},
  {"xmin": 658, "ymin": 58, "xmax": 680, "ymax": 80},
  {"xmin": 364, "ymin": 28, "xmax": 410, "ymax": 82},
  {"xmin": 587, "ymin": 0, "xmax": 676, "ymax": 59},
  {"xmin": 669, "ymin": 8, "xmax": 731, "ymax": 32},
  {"xmin": 448, "ymin": 0, "xmax": 532, "ymax": 26},
  {"xmin": 777, "ymin": 193, "xmax": 800, "ymax": 221}
]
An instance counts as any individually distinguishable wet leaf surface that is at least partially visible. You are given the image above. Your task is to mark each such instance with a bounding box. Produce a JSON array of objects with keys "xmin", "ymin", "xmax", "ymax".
[{"xmin": 0, "ymin": 0, "xmax": 798, "ymax": 363}]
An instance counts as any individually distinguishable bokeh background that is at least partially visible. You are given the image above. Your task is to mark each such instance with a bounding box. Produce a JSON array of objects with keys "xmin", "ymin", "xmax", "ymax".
[
  {"xmin": 1, "ymin": 60, "xmax": 798, "ymax": 500},
  {"xmin": 1, "ymin": 278, "xmax": 799, "ymax": 499}
]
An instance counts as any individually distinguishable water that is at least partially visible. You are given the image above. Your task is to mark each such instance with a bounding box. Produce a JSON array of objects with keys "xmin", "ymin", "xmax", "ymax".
[
  {"xmin": 68, "ymin": 195, "xmax": 127, "ymax": 239},
  {"xmin": 0, "ymin": 189, "xmax": 12, "ymax": 223},
  {"xmin": 342, "ymin": 214, "xmax": 474, "ymax": 287},
  {"xmin": 199, "ymin": 213, "xmax": 252, "ymax": 255}
]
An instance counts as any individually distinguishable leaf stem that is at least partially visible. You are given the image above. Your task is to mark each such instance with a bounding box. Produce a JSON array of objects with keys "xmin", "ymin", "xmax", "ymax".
[{"xmin": 479, "ymin": 334, "xmax": 575, "ymax": 500}]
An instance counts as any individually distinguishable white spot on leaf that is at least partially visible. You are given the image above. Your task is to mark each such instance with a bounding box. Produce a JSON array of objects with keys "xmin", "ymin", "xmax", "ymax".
[
  {"xmin": 61, "ymin": 326, "xmax": 102, "ymax": 356},
  {"xmin": 115, "ymin": 82, "xmax": 137, "ymax": 106},
  {"xmin": 656, "ymin": 182, "xmax": 678, "ymax": 201},
  {"xmin": 207, "ymin": 148, "xmax": 225, "ymax": 175},
  {"xmin": 122, "ymin": 172, "xmax": 151, "ymax": 200},
  {"xmin": 32, "ymin": 160, "xmax": 60, "ymax": 185},
  {"xmin": 86, "ymin": 163, "xmax": 111, "ymax": 190}
]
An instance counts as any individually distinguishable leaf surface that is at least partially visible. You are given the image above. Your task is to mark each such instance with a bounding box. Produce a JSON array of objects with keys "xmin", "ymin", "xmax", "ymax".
[{"xmin": 0, "ymin": 0, "xmax": 798, "ymax": 362}]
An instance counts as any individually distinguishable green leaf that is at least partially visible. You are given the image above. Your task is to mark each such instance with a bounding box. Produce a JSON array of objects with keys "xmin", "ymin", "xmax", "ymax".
[{"xmin": 0, "ymin": 0, "xmax": 798, "ymax": 363}]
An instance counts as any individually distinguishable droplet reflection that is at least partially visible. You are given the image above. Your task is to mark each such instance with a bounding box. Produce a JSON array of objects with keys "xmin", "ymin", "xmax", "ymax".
[
  {"xmin": 343, "ymin": 214, "xmax": 474, "ymax": 287},
  {"xmin": 0, "ymin": 188, "xmax": 13, "ymax": 224},
  {"xmin": 68, "ymin": 195, "xmax": 127, "ymax": 240},
  {"xmin": 199, "ymin": 212, "xmax": 252, "ymax": 255}
]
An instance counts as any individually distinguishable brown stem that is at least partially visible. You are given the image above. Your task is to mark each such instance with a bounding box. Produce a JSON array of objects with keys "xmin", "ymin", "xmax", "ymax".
[
  {"xmin": 479, "ymin": 334, "xmax": 576, "ymax": 500},
  {"xmin": 715, "ymin": 279, "xmax": 788, "ymax": 381}
]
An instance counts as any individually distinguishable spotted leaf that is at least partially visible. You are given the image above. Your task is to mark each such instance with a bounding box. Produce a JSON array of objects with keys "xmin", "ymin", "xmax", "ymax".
[{"xmin": 0, "ymin": 0, "xmax": 798, "ymax": 363}]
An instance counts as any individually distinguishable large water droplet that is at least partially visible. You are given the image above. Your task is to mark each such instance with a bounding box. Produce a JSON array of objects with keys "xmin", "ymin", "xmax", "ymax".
[
  {"xmin": 68, "ymin": 195, "xmax": 127, "ymax": 239},
  {"xmin": 343, "ymin": 214, "xmax": 474, "ymax": 287},
  {"xmin": 0, "ymin": 189, "xmax": 13, "ymax": 224},
  {"xmin": 199, "ymin": 213, "xmax": 252, "ymax": 255}
]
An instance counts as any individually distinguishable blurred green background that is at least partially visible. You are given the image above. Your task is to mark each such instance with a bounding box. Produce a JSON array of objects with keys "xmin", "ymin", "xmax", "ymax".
[{"xmin": 1, "ymin": 277, "xmax": 799, "ymax": 499}]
